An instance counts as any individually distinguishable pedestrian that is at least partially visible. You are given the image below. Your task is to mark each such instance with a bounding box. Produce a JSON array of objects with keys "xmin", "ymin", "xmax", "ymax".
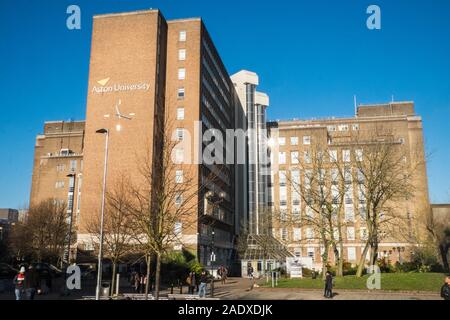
[
  {"xmin": 222, "ymin": 267, "xmax": 228, "ymax": 285},
  {"xmin": 440, "ymin": 276, "xmax": 450, "ymax": 301},
  {"xmin": 324, "ymin": 271, "xmax": 333, "ymax": 298},
  {"xmin": 187, "ymin": 272, "xmax": 196, "ymax": 294},
  {"xmin": 25, "ymin": 265, "xmax": 40, "ymax": 300},
  {"xmin": 140, "ymin": 274, "xmax": 147, "ymax": 294},
  {"xmin": 13, "ymin": 266, "xmax": 26, "ymax": 300},
  {"xmin": 133, "ymin": 272, "xmax": 141, "ymax": 293},
  {"xmin": 198, "ymin": 271, "xmax": 208, "ymax": 298},
  {"xmin": 247, "ymin": 264, "xmax": 254, "ymax": 279}
]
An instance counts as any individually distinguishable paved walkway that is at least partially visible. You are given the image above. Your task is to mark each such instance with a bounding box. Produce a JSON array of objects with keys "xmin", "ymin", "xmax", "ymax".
[
  {"xmin": 212, "ymin": 278, "xmax": 441, "ymax": 300},
  {"xmin": 0, "ymin": 277, "xmax": 442, "ymax": 300}
]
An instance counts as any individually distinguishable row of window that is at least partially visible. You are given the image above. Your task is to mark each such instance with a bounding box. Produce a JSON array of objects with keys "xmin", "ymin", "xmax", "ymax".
[
  {"xmin": 56, "ymin": 160, "xmax": 80, "ymax": 172},
  {"xmin": 279, "ymin": 227, "xmax": 368, "ymax": 242},
  {"xmin": 327, "ymin": 123, "xmax": 360, "ymax": 132},
  {"xmin": 278, "ymin": 136, "xmax": 310, "ymax": 146},
  {"xmin": 293, "ymin": 247, "xmax": 359, "ymax": 262},
  {"xmin": 276, "ymin": 149, "xmax": 363, "ymax": 165}
]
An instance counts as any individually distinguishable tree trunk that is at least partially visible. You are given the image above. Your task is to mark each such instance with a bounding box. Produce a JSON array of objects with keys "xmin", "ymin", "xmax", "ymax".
[
  {"xmin": 338, "ymin": 241, "xmax": 344, "ymax": 276},
  {"xmin": 439, "ymin": 244, "xmax": 449, "ymax": 272},
  {"xmin": 369, "ymin": 243, "xmax": 379, "ymax": 267},
  {"xmin": 111, "ymin": 262, "xmax": 117, "ymax": 297},
  {"xmin": 144, "ymin": 254, "xmax": 152, "ymax": 300},
  {"xmin": 155, "ymin": 253, "xmax": 162, "ymax": 300},
  {"xmin": 356, "ymin": 242, "xmax": 370, "ymax": 277},
  {"xmin": 322, "ymin": 242, "xmax": 329, "ymax": 280},
  {"xmin": 321, "ymin": 244, "xmax": 329, "ymax": 280}
]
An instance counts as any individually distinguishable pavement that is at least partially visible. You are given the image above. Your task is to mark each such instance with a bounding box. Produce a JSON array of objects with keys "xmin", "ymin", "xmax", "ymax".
[{"xmin": 0, "ymin": 277, "xmax": 442, "ymax": 300}]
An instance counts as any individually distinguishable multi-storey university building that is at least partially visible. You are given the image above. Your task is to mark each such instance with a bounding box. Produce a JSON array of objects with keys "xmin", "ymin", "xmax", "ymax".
[
  {"xmin": 29, "ymin": 9, "xmax": 431, "ymax": 274},
  {"xmin": 30, "ymin": 9, "xmax": 248, "ymax": 269},
  {"xmin": 267, "ymin": 102, "xmax": 430, "ymax": 270}
]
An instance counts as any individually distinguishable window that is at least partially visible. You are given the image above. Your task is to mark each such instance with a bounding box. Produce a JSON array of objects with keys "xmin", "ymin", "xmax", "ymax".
[
  {"xmin": 307, "ymin": 247, "xmax": 315, "ymax": 261},
  {"xmin": 70, "ymin": 160, "xmax": 77, "ymax": 171},
  {"xmin": 179, "ymin": 30, "xmax": 186, "ymax": 42},
  {"xmin": 294, "ymin": 248, "xmax": 302, "ymax": 258},
  {"xmin": 360, "ymin": 227, "xmax": 368, "ymax": 240},
  {"xmin": 175, "ymin": 149, "xmax": 184, "ymax": 163},
  {"xmin": 347, "ymin": 227, "xmax": 355, "ymax": 240},
  {"xmin": 359, "ymin": 206, "xmax": 367, "ymax": 220},
  {"xmin": 279, "ymin": 186, "xmax": 287, "ymax": 206},
  {"xmin": 174, "ymin": 222, "xmax": 183, "ymax": 236},
  {"xmin": 329, "ymin": 150, "xmax": 337, "ymax": 162},
  {"xmin": 304, "ymin": 151, "xmax": 311, "ymax": 164},
  {"xmin": 345, "ymin": 205, "xmax": 354, "ymax": 221},
  {"xmin": 338, "ymin": 124, "xmax": 349, "ymax": 131},
  {"xmin": 175, "ymin": 170, "xmax": 184, "ymax": 184},
  {"xmin": 178, "ymin": 49, "xmax": 186, "ymax": 61},
  {"xmin": 306, "ymin": 206, "xmax": 314, "ymax": 219},
  {"xmin": 347, "ymin": 247, "xmax": 357, "ymax": 261},
  {"xmin": 352, "ymin": 124, "xmax": 359, "ymax": 131},
  {"xmin": 306, "ymin": 228, "xmax": 314, "ymax": 240},
  {"xmin": 279, "ymin": 171, "xmax": 287, "ymax": 186},
  {"xmin": 327, "ymin": 125, "xmax": 337, "ymax": 132},
  {"xmin": 345, "ymin": 186, "xmax": 354, "ymax": 205},
  {"xmin": 278, "ymin": 137, "xmax": 286, "ymax": 146},
  {"xmin": 175, "ymin": 194, "xmax": 183, "ymax": 207},
  {"xmin": 176, "ymin": 128, "xmax": 184, "ymax": 141},
  {"xmin": 303, "ymin": 136, "xmax": 311, "ymax": 145},
  {"xmin": 56, "ymin": 164, "xmax": 65, "ymax": 172},
  {"xmin": 291, "ymin": 152, "xmax": 299, "ymax": 164},
  {"xmin": 355, "ymin": 149, "xmax": 363, "ymax": 162},
  {"xmin": 55, "ymin": 181, "xmax": 65, "ymax": 189},
  {"xmin": 279, "ymin": 152, "xmax": 286, "ymax": 164},
  {"xmin": 342, "ymin": 150, "xmax": 351, "ymax": 162},
  {"xmin": 293, "ymin": 228, "xmax": 302, "ymax": 241},
  {"xmin": 177, "ymin": 87, "xmax": 185, "ymax": 99},
  {"xmin": 178, "ymin": 68, "xmax": 186, "ymax": 80},
  {"xmin": 290, "ymin": 137, "xmax": 298, "ymax": 146},
  {"xmin": 280, "ymin": 228, "xmax": 288, "ymax": 241},
  {"xmin": 177, "ymin": 108, "xmax": 185, "ymax": 120}
]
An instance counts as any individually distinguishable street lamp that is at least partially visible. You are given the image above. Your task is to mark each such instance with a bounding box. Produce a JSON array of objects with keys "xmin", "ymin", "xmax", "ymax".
[
  {"xmin": 95, "ymin": 128, "xmax": 109, "ymax": 301},
  {"xmin": 204, "ymin": 191, "xmax": 225, "ymax": 298}
]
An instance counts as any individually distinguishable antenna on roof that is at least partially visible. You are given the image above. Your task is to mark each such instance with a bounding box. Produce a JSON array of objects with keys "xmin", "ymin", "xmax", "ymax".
[{"xmin": 354, "ymin": 95, "xmax": 358, "ymax": 117}]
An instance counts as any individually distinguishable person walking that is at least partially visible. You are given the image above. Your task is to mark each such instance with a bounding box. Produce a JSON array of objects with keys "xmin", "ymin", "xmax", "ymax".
[
  {"xmin": 198, "ymin": 271, "xmax": 208, "ymax": 298},
  {"xmin": 324, "ymin": 271, "xmax": 333, "ymax": 298},
  {"xmin": 440, "ymin": 276, "xmax": 450, "ymax": 300},
  {"xmin": 187, "ymin": 272, "xmax": 196, "ymax": 295},
  {"xmin": 247, "ymin": 264, "xmax": 254, "ymax": 279},
  {"xmin": 25, "ymin": 265, "xmax": 40, "ymax": 300},
  {"xmin": 13, "ymin": 266, "xmax": 26, "ymax": 300},
  {"xmin": 133, "ymin": 272, "xmax": 141, "ymax": 293}
]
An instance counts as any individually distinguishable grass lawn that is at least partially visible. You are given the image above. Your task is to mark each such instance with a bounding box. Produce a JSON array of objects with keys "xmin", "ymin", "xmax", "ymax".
[{"xmin": 263, "ymin": 273, "xmax": 446, "ymax": 292}]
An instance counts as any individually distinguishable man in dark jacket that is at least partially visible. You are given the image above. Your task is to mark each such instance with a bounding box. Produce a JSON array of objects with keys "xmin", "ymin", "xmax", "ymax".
[
  {"xmin": 25, "ymin": 265, "xmax": 40, "ymax": 300},
  {"xmin": 441, "ymin": 276, "xmax": 450, "ymax": 301},
  {"xmin": 324, "ymin": 271, "xmax": 333, "ymax": 298},
  {"xmin": 198, "ymin": 271, "xmax": 208, "ymax": 298}
]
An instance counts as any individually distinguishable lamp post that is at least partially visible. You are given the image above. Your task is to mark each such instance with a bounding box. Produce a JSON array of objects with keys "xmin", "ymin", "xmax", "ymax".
[
  {"xmin": 95, "ymin": 128, "xmax": 109, "ymax": 301},
  {"xmin": 205, "ymin": 191, "xmax": 225, "ymax": 298}
]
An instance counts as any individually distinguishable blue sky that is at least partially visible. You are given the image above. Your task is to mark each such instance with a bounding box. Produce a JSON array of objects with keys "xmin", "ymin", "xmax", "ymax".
[{"xmin": 0, "ymin": 0, "xmax": 449, "ymax": 208}]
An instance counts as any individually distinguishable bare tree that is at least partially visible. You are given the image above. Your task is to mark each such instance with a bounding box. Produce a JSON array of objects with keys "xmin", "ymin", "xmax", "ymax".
[
  {"xmin": 10, "ymin": 199, "xmax": 71, "ymax": 265},
  {"xmin": 284, "ymin": 144, "xmax": 348, "ymax": 278},
  {"xmin": 427, "ymin": 208, "xmax": 450, "ymax": 272},
  {"xmin": 87, "ymin": 175, "xmax": 136, "ymax": 296},
  {"xmin": 128, "ymin": 120, "xmax": 220, "ymax": 300},
  {"xmin": 353, "ymin": 129, "xmax": 419, "ymax": 277}
]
